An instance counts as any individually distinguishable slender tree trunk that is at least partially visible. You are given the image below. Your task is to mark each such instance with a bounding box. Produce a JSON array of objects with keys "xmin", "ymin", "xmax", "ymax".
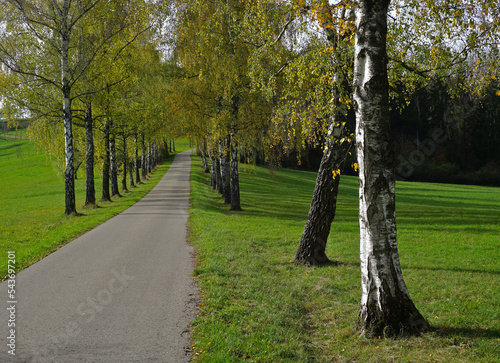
[
  {"xmin": 152, "ymin": 142, "xmax": 157, "ymax": 168},
  {"xmin": 201, "ymin": 140, "xmax": 210, "ymax": 173},
  {"xmin": 110, "ymin": 134, "xmax": 120, "ymax": 197},
  {"xmin": 129, "ymin": 162, "xmax": 135, "ymax": 188},
  {"xmin": 142, "ymin": 135, "xmax": 147, "ymax": 179},
  {"xmin": 172, "ymin": 139, "xmax": 175, "ymax": 152},
  {"xmin": 220, "ymin": 136, "xmax": 231, "ymax": 204},
  {"xmin": 353, "ymin": 0, "xmax": 429, "ymax": 337},
  {"xmin": 230, "ymin": 136, "xmax": 241, "ymax": 211},
  {"xmin": 216, "ymin": 143, "xmax": 223, "ymax": 194},
  {"xmin": 230, "ymin": 96, "xmax": 241, "ymax": 211},
  {"xmin": 147, "ymin": 143, "xmax": 152, "ymax": 173},
  {"xmin": 122, "ymin": 134, "xmax": 128, "ymax": 192},
  {"xmin": 61, "ymin": 8, "xmax": 75, "ymax": 215},
  {"xmin": 209, "ymin": 149, "xmax": 216, "ymax": 189},
  {"xmin": 101, "ymin": 119, "xmax": 111, "ymax": 202},
  {"xmin": 63, "ymin": 86, "xmax": 76, "ymax": 215},
  {"xmin": 134, "ymin": 134, "xmax": 141, "ymax": 184},
  {"xmin": 84, "ymin": 102, "xmax": 95, "ymax": 207}
]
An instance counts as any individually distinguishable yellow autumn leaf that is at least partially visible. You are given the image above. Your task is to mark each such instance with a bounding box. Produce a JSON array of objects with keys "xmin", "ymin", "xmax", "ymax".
[{"xmin": 496, "ymin": 90, "xmax": 500, "ymax": 96}]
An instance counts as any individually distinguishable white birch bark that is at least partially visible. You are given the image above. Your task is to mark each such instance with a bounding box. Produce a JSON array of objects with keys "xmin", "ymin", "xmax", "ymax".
[
  {"xmin": 61, "ymin": 0, "xmax": 76, "ymax": 215},
  {"xmin": 353, "ymin": 0, "xmax": 429, "ymax": 337}
]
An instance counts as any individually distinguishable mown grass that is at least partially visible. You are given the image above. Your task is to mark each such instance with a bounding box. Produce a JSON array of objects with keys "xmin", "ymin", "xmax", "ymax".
[
  {"xmin": 188, "ymin": 156, "xmax": 500, "ymax": 362},
  {"xmin": 0, "ymin": 135, "xmax": 191, "ymax": 279}
]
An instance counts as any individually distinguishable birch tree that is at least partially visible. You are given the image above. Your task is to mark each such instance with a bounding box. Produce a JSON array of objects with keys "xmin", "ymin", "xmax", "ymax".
[
  {"xmin": 0, "ymin": 0, "xmax": 151, "ymax": 214},
  {"xmin": 291, "ymin": 1, "xmax": 355, "ymax": 265},
  {"xmin": 353, "ymin": 0, "xmax": 429, "ymax": 337}
]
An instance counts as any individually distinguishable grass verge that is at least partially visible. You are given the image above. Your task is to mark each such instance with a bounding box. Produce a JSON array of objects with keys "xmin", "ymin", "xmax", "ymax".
[
  {"xmin": 188, "ymin": 155, "xmax": 500, "ymax": 362},
  {"xmin": 0, "ymin": 136, "xmax": 190, "ymax": 279}
]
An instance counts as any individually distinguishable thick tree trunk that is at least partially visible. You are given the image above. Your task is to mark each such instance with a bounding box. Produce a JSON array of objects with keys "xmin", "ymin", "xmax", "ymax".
[
  {"xmin": 295, "ymin": 122, "xmax": 344, "ymax": 265},
  {"xmin": 295, "ymin": 5, "xmax": 352, "ymax": 265},
  {"xmin": 220, "ymin": 135, "xmax": 231, "ymax": 204},
  {"xmin": 353, "ymin": 0, "xmax": 429, "ymax": 337},
  {"xmin": 84, "ymin": 102, "xmax": 95, "ymax": 207},
  {"xmin": 110, "ymin": 134, "xmax": 120, "ymax": 197},
  {"xmin": 122, "ymin": 134, "xmax": 128, "ymax": 192},
  {"xmin": 101, "ymin": 119, "xmax": 111, "ymax": 202}
]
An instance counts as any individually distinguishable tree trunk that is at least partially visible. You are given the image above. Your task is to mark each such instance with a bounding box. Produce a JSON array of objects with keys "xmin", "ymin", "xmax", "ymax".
[
  {"xmin": 220, "ymin": 135, "xmax": 231, "ymax": 204},
  {"xmin": 152, "ymin": 142, "xmax": 157, "ymax": 168},
  {"xmin": 201, "ymin": 140, "xmax": 210, "ymax": 173},
  {"xmin": 84, "ymin": 102, "xmax": 96, "ymax": 207},
  {"xmin": 129, "ymin": 162, "xmax": 135, "ymax": 188},
  {"xmin": 142, "ymin": 135, "xmax": 147, "ymax": 179},
  {"xmin": 147, "ymin": 143, "xmax": 152, "ymax": 173},
  {"xmin": 61, "ymin": 7, "xmax": 76, "ymax": 215},
  {"xmin": 353, "ymin": 0, "xmax": 429, "ymax": 337},
  {"xmin": 295, "ymin": 3, "xmax": 352, "ymax": 265},
  {"xmin": 295, "ymin": 122, "xmax": 344, "ymax": 265},
  {"xmin": 230, "ymin": 96, "xmax": 241, "ymax": 211},
  {"xmin": 209, "ymin": 149, "xmax": 216, "ymax": 189},
  {"xmin": 230, "ymin": 136, "xmax": 241, "ymax": 211},
  {"xmin": 216, "ymin": 142, "xmax": 223, "ymax": 194},
  {"xmin": 63, "ymin": 87, "xmax": 76, "ymax": 215},
  {"xmin": 101, "ymin": 119, "xmax": 111, "ymax": 202},
  {"xmin": 122, "ymin": 134, "xmax": 128, "ymax": 192},
  {"xmin": 110, "ymin": 133, "xmax": 120, "ymax": 197},
  {"xmin": 134, "ymin": 134, "xmax": 141, "ymax": 184}
]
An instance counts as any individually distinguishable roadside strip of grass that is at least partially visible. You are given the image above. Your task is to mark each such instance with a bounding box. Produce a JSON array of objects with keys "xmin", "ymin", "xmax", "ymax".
[
  {"xmin": 0, "ymin": 136, "xmax": 190, "ymax": 279},
  {"xmin": 188, "ymin": 155, "xmax": 500, "ymax": 362}
]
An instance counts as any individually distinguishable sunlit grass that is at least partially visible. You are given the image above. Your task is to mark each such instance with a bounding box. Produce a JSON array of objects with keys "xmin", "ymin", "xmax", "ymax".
[{"xmin": 188, "ymin": 155, "xmax": 500, "ymax": 362}]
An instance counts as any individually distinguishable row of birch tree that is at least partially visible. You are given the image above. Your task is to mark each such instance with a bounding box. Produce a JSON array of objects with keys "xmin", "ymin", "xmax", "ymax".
[
  {"xmin": 0, "ymin": 0, "xmax": 178, "ymax": 214},
  {"xmin": 165, "ymin": 0, "xmax": 499, "ymax": 337},
  {"xmin": 1, "ymin": 0, "xmax": 498, "ymax": 338}
]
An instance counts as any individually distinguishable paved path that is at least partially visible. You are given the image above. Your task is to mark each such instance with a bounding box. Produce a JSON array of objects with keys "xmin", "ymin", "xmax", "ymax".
[{"xmin": 1, "ymin": 150, "xmax": 198, "ymax": 363}]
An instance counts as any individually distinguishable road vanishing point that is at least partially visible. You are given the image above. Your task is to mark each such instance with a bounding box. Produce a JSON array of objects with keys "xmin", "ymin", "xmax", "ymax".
[{"xmin": 1, "ymin": 150, "xmax": 198, "ymax": 362}]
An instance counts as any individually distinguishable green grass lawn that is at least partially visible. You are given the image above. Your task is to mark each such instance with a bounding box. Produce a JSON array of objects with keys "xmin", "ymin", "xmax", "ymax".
[
  {"xmin": 0, "ymin": 135, "xmax": 191, "ymax": 279},
  {"xmin": 188, "ymin": 156, "xmax": 500, "ymax": 362}
]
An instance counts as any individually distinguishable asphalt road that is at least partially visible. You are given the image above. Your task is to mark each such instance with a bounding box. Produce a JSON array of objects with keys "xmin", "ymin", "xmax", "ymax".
[{"xmin": 1, "ymin": 150, "xmax": 198, "ymax": 362}]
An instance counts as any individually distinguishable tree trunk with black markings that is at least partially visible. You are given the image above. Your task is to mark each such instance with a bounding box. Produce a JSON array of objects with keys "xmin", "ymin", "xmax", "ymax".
[
  {"xmin": 84, "ymin": 102, "xmax": 95, "ymax": 207},
  {"xmin": 353, "ymin": 0, "xmax": 430, "ymax": 337}
]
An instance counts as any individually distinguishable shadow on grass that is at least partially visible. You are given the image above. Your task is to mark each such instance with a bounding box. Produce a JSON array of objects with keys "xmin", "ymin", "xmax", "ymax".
[
  {"xmin": 434, "ymin": 325, "xmax": 500, "ymax": 339},
  {"xmin": 406, "ymin": 264, "xmax": 500, "ymax": 276}
]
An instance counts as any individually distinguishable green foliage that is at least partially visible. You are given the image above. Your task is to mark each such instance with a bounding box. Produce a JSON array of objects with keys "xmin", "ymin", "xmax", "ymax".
[{"xmin": 189, "ymin": 155, "xmax": 500, "ymax": 362}]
